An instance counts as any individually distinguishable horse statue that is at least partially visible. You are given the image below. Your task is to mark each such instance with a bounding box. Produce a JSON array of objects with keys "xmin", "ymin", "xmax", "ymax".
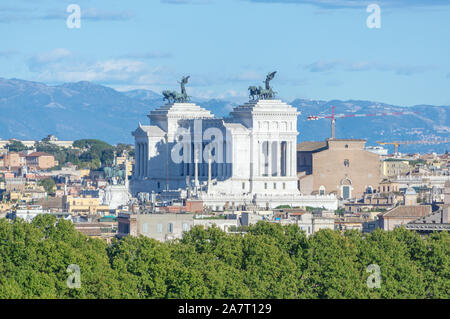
[
  {"xmin": 248, "ymin": 86, "xmax": 258, "ymax": 100},
  {"xmin": 247, "ymin": 71, "xmax": 277, "ymax": 101},
  {"xmin": 162, "ymin": 90, "xmax": 176, "ymax": 103}
]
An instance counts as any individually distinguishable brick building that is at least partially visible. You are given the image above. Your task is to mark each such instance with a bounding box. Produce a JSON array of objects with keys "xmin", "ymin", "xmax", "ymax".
[
  {"xmin": 0, "ymin": 152, "xmax": 26, "ymax": 168},
  {"xmin": 297, "ymin": 139, "xmax": 381, "ymax": 199},
  {"xmin": 25, "ymin": 152, "xmax": 57, "ymax": 170},
  {"xmin": 377, "ymin": 205, "xmax": 432, "ymax": 231}
]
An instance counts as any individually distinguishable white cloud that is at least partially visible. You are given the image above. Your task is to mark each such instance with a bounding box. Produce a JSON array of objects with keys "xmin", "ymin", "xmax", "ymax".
[
  {"xmin": 304, "ymin": 59, "xmax": 436, "ymax": 76},
  {"xmin": 27, "ymin": 50, "xmax": 178, "ymax": 87},
  {"xmin": 0, "ymin": 6, "xmax": 134, "ymax": 23},
  {"xmin": 246, "ymin": 0, "xmax": 450, "ymax": 9},
  {"xmin": 120, "ymin": 52, "xmax": 172, "ymax": 59},
  {"xmin": 42, "ymin": 8, "xmax": 134, "ymax": 21},
  {"xmin": 227, "ymin": 71, "xmax": 264, "ymax": 82},
  {"xmin": 305, "ymin": 60, "xmax": 341, "ymax": 72},
  {"xmin": 28, "ymin": 48, "xmax": 71, "ymax": 71}
]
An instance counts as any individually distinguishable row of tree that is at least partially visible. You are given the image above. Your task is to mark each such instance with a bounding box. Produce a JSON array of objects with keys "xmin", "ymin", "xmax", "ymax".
[
  {"xmin": 0, "ymin": 215, "xmax": 448, "ymax": 299},
  {"xmin": 5, "ymin": 139, "xmax": 134, "ymax": 170}
]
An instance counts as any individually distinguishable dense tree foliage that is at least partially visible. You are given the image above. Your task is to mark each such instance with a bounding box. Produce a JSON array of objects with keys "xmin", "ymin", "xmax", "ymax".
[
  {"xmin": 38, "ymin": 178, "xmax": 56, "ymax": 194},
  {"xmin": 5, "ymin": 140, "xmax": 30, "ymax": 152},
  {"xmin": 33, "ymin": 139, "xmax": 133, "ymax": 170},
  {"xmin": 0, "ymin": 216, "xmax": 448, "ymax": 299}
]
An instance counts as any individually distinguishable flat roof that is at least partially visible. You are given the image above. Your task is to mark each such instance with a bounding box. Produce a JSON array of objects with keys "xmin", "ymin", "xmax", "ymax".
[{"xmin": 297, "ymin": 141, "xmax": 327, "ymax": 152}]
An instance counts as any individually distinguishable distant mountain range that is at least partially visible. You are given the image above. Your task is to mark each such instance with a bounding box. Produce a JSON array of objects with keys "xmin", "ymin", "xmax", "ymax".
[{"xmin": 0, "ymin": 77, "xmax": 449, "ymax": 154}]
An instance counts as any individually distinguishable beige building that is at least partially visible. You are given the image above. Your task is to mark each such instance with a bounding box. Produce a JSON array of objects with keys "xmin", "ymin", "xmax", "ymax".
[
  {"xmin": 297, "ymin": 139, "xmax": 381, "ymax": 199},
  {"xmin": 63, "ymin": 195, "xmax": 110, "ymax": 215},
  {"xmin": 377, "ymin": 205, "xmax": 432, "ymax": 231},
  {"xmin": 117, "ymin": 212, "xmax": 194, "ymax": 242},
  {"xmin": 403, "ymin": 187, "xmax": 418, "ymax": 205},
  {"xmin": 26, "ymin": 152, "xmax": 57, "ymax": 170},
  {"xmin": 377, "ymin": 178, "xmax": 400, "ymax": 193},
  {"xmin": 382, "ymin": 159, "xmax": 410, "ymax": 177},
  {"xmin": 0, "ymin": 152, "xmax": 26, "ymax": 168}
]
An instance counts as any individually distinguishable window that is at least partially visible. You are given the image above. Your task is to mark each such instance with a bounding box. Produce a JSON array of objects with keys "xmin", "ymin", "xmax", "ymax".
[
  {"xmin": 157, "ymin": 223, "xmax": 163, "ymax": 233},
  {"xmin": 168, "ymin": 223, "xmax": 173, "ymax": 233},
  {"xmin": 264, "ymin": 183, "xmax": 267, "ymax": 190},
  {"xmin": 182, "ymin": 223, "xmax": 189, "ymax": 232},
  {"xmin": 342, "ymin": 186, "xmax": 351, "ymax": 199},
  {"xmin": 142, "ymin": 223, "xmax": 148, "ymax": 233},
  {"xmin": 319, "ymin": 186, "xmax": 325, "ymax": 195},
  {"xmin": 242, "ymin": 182, "xmax": 245, "ymax": 190},
  {"xmin": 344, "ymin": 159, "xmax": 350, "ymax": 167},
  {"xmin": 273, "ymin": 183, "xmax": 276, "ymax": 189},
  {"xmin": 283, "ymin": 182, "xmax": 286, "ymax": 190}
]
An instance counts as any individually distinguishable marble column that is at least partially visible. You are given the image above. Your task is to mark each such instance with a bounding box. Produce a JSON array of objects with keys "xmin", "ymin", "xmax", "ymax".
[
  {"xmin": 138, "ymin": 143, "xmax": 142, "ymax": 178},
  {"xmin": 276, "ymin": 141, "xmax": 281, "ymax": 177},
  {"xmin": 286, "ymin": 141, "xmax": 291, "ymax": 176},
  {"xmin": 261, "ymin": 141, "xmax": 265, "ymax": 176},
  {"xmin": 135, "ymin": 142, "xmax": 140, "ymax": 178},
  {"xmin": 142, "ymin": 143, "xmax": 145, "ymax": 178},
  {"xmin": 144, "ymin": 143, "xmax": 147, "ymax": 177},
  {"xmin": 267, "ymin": 141, "xmax": 272, "ymax": 177},
  {"xmin": 291, "ymin": 141, "xmax": 296, "ymax": 177},
  {"xmin": 140, "ymin": 143, "xmax": 144, "ymax": 178}
]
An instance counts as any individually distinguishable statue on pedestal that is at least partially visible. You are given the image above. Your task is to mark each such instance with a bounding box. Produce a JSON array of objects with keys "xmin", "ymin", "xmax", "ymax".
[
  {"xmin": 179, "ymin": 75, "xmax": 190, "ymax": 97},
  {"xmin": 162, "ymin": 75, "xmax": 191, "ymax": 103},
  {"xmin": 248, "ymin": 71, "xmax": 277, "ymax": 100}
]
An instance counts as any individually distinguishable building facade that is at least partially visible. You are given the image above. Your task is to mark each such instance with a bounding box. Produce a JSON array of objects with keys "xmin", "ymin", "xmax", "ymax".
[
  {"xmin": 130, "ymin": 99, "xmax": 338, "ymax": 209},
  {"xmin": 382, "ymin": 159, "xmax": 410, "ymax": 177},
  {"xmin": 297, "ymin": 139, "xmax": 381, "ymax": 199}
]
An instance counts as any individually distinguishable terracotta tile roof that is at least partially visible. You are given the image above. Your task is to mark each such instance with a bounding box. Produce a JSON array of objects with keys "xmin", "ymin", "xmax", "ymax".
[
  {"xmin": 381, "ymin": 205, "xmax": 431, "ymax": 218},
  {"xmin": 26, "ymin": 152, "xmax": 52, "ymax": 157}
]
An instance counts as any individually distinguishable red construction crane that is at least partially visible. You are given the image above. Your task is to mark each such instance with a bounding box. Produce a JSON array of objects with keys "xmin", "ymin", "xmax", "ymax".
[{"xmin": 307, "ymin": 106, "xmax": 420, "ymax": 139}]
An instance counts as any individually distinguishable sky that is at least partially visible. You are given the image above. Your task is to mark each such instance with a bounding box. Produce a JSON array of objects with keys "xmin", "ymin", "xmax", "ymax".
[{"xmin": 1, "ymin": 0, "xmax": 450, "ymax": 106}]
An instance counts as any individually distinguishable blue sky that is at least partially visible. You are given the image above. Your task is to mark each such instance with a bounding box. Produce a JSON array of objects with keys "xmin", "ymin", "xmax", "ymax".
[{"xmin": 1, "ymin": 0, "xmax": 450, "ymax": 105}]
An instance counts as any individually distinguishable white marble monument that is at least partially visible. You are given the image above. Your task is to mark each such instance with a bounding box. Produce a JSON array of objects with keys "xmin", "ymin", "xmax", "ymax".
[{"xmin": 130, "ymin": 98, "xmax": 337, "ymax": 210}]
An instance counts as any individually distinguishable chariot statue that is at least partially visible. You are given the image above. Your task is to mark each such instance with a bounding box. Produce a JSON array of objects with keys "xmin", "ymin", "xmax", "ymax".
[
  {"xmin": 248, "ymin": 71, "xmax": 277, "ymax": 100},
  {"xmin": 162, "ymin": 75, "xmax": 191, "ymax": 103}
]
